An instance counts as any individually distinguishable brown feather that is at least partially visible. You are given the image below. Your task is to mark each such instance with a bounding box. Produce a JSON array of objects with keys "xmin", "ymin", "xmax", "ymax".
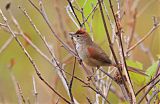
[
  {"xmin": 75, "ymin": 29, "xmax": 87, "ymax": 35},
  {"xmin": 87, "ymin": 43, "xmax": 112, "ymax": 66}
]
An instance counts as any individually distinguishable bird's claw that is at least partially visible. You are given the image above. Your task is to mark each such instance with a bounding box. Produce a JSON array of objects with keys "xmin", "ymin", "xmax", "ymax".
[{"xmin": 78, "ymin": 59, "xmax": 82, "ymax": 64}]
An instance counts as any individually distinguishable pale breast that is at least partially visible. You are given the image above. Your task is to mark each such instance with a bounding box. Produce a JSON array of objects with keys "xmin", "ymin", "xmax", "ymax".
[{"xmin": 76, "ymin": 44, "xmax": 88, "ymax": 60}]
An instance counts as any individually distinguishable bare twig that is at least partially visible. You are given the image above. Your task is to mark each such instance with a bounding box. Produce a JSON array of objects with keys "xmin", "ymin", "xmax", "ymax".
[
  {"xmin": 32, "ymin": 76, "xmax": 38, "ymax": 104},
  {"xmin": 127, "ymin": 9, "xmax": 137, "ymax": 49},
  {"xmin": 136, "ymin": 72, "xmax": 160, "ymax": 96},
  {"xmin": 137, "ymin": 79, "xmax": 160, "ymax": 104},
  {"xmin": 86, "ymin": 97, "xmax": 92, "ymax": 104},
  {"xmin": 18, "ymin": 6, "xmax": 55, "ymax": 59},
  {"xmin": 147, "ymin": 90, "xmax": 160, "ymax": 104},
  {"xmin": 0, "ymin": 23, "xmax": 6, "ymax": 27},
  {"xmin": 56, "ymin": 97, "xmax": 60, "ymax": 104},
  {"xmin": 127, "ymin": 23, "xmax": 160, "ymax": 53},
  {"xmin": 0, "ymin": 36, "xmax": 13, "ymax": 54},
  {"xmin": 16, "ymin": 82, "xmax": 26, "ymax": 104},
  {"xmin": 81, "ymin": 2, "xmax": 98, "ymax": 26},
  {"xmin": 28, "ymin": 0, "xmax": 78, "ymax": 59},
  {"xmin": 134, "ymin": 34, "xmax": 155, "ymax": 63},
  {"xmin": 108, "ymin": 0, "xmax": 136, "ymax": 102},
  {"xmin": 10, "ymin": 71, "xmax": 23, "ymax": 104},
  {"xmin": 97, "ymin": 0, "xmax": 131, "ymax": 101},
  {"xmin": 18, "ymin": 6, "xmax": 76, "ymax": 102},
  {"xmin": 0, "ymin": 9, "xmax": 71, "ymax": 104},
  {"xmin": 66, "ymin": 5, "xmax": 80, "ymax": 28},
  {"xmin": 68, "ymin": 58, "xmax": 76, "ymax": 103},
  {"xmin": 66, "ymin": 0, "xmax": 81, "ymax": 27}
]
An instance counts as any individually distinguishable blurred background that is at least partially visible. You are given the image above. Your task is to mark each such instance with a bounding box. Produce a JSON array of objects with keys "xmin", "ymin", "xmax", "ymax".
[{"xmin": 0, "ymin": 0, "xmax": 160, "ymax": 103}]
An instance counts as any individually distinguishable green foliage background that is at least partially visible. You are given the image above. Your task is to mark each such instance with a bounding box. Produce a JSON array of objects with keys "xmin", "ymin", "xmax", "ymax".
[{"xmin": 0, "ymin": 0, "xmax": 160, "ymax": 103}]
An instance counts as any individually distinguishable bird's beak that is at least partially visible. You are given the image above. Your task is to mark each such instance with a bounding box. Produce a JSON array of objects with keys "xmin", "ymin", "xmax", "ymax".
[
  {"xmin": 69, "ymin": 32, "xmax": 75, "ymax": 36},
  {"xmin": 69, "ymin": 32, "xmax": 75, "ymax": 37}
]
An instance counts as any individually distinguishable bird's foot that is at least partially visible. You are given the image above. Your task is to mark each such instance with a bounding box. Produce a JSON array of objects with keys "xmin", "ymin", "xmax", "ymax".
[{"xmin": 78, "ymin": 59, "xmax": 82, "ymax": 64}]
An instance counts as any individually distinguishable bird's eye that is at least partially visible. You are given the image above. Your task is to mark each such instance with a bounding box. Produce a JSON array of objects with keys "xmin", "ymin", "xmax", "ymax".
[{"xmin": 77, "ymin": 35, "xmax": 80, "ymax": 37}]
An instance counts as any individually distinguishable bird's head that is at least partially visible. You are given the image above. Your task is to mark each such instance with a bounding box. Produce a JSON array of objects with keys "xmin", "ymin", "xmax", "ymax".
[{"xmin": 69, "ymin": 29, "xmax": 92, "ymax": 44}]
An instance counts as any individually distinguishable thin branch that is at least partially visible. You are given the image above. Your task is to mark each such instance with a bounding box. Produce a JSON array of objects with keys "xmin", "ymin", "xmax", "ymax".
[
  {"xmin": 18, "ymin": 6, "xmax": 55, "ymax": 59},
  {"xmin": 134, "ymin": 34, "xmax": 155, "ymax": 63},
  {"xmin": 0, "ymin": 9, "xmax": 71, "ymax": 104},
  {"xmin": 68, "ymin": 58, "xmax": 76, "ymax": 103},
  {"xmin": 108, "ymin": 0, "xmax": 136, "ymax": 102},
  {"xmin": 66, "ymin": 5, "xmax": 80, "ymax": 28},
  {"xmin": 136, "ymin": 72, "xmax": 160, "ymax": 96},
  {"xmin": 86, "ymin": 97, "xmax": 92, "ymax": 104},
  {"xmin": 83, "ymin": 85, "xmax": 110, "ymax": 104},
  {"xmin": 18, "ymin": 6, "xmax": 78, "ymax": 102},
  {"xmin": 28, "ymin": 0, "xmax": 78, "ymax": 59},
  {"xmin": 66, "ymin": 0, "xmax": 82, "ymax": 27},
  {"xmin": 127, "ymin": 9, "xmax": 137, "ymax": 49},
  {"xmin": 137, "ymin": 79, "xmax": 160, "ymax": 104},
  {"xmin": 127, "ymin": 23, "xmax": 160, "ymax": 53},
  {"xmin": 0, "ymin": 23, "xmax": 6, "ymax": 27},
  {"xmin": 97, "ymin": 0, "xmax": 130, "ymax": 101},
  {"xmin": 0, "ymin": 36, "xmax": 13, "ymax": 54},
  {"xmin": 81, "ymin": 2, "xmax": 98, "ymax": 26},
  {"xmin": 32, "ymin": 76, "xmax": 38, "ymax": 104},
  {"xmin": 10, "ymin": 71, "xmax": 23, "ymax": 104},
  {"xmin": 147, "ymin": 90, "xmax": 160, "ymax": 104},
  {"xmin": 16, "ymin": 82, "xmax": 26, "ymax": 104}
]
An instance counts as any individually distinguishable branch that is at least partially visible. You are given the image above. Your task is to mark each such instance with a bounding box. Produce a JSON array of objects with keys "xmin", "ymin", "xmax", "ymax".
[
  {"xmin": 147, "ymin": 90, "xmax": 160, "ymax": 104},
  {"xmin": 68, "ymin": 58, "xmax": 76, "ymax": 103},
  {"xmin": 137, "ymin": 79, "xmax": 160, "ymax": 104},
  {"xmin": 0, "ymin": 36, "xmax": 13, "ymax": 54},
  {"xmin": 97, "ymin": 0, "xmax": 131, "ymax": 101},
  {"xmin": 32, "ymin": 76, "xmax": 38, "ymax": 104},
  {"xmin": 28, "ymin": 0, "xmax": 78, "ymax": 59},
  {"xmin": 66, "ymin": 0, "xmax": 82, "ymax": 27},
  {"xmin": 136, "ymin": 72, "xmax": 160, "ymax": 96},
  {"xmin": 0, "ymin": 9, "xmax": 71, "ymax": 104},
  {"xmin": 127, "ymin": 23, "xmax": 160, "ymax": 53},
  {"xmin": 108, "ymin": 0, "xmax": 136, "ymax": 102}
]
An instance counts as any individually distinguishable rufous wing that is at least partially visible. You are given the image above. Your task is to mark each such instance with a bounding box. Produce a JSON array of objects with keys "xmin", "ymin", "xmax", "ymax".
[{"xmin": 87, "ymin": 43, "xmax": 112, "ymax": 66}]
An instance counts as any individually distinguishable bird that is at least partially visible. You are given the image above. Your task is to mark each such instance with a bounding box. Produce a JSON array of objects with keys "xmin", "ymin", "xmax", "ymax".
[
  {"xmin": 69, "ymin": 28, "xmax": 147, "ymax": 76},
  {"xmin": 69, "ymin": 28, "xmax": 115, "ymax": 67}
]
